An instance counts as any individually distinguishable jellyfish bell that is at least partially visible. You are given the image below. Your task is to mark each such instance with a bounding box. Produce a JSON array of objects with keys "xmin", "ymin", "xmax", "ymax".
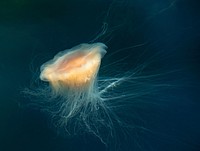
[{"xmin": 40, "ymin": 43, "xmax": 107, "ymax": 95}]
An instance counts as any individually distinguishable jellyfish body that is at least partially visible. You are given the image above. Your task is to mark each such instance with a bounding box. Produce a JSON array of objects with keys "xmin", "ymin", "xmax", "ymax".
[
  {"xmin": 37, "ymin": 43, "xmax": 119, "ymax": 142},
  {"xmin": 24, "ymin": 42, "xmax": 166, "ymax": 147}
]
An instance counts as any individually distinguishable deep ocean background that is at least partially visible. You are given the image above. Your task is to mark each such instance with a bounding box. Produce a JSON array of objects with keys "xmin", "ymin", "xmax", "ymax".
[{"xmin": 0, "ymin": 0, "xmax": 200, "ymax": 151}]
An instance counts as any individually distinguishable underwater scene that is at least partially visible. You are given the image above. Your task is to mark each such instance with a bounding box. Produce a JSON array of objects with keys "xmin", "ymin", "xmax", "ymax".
[{"xmin": 0, "ymin": 0, "xmax": 200, "ymax": 151}]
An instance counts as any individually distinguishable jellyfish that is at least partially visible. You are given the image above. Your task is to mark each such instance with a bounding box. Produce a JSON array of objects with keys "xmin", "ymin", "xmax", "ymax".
[
  {"xmin": 24, "ymin": 40, "xmax": 168, "ymax": 148},
  {"xmin": 24, "ymin": 42, "xmax": 132, "ymax": 144},
  {"xmin": 40, "ymin": 43, "xmax": 108, "ymax": 129}
]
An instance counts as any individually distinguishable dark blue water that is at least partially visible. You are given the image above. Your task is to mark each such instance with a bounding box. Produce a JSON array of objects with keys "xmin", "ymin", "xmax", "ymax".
[{"xmin": 0, "ymin": 0, "xmax": 200, "ymax": 151}]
